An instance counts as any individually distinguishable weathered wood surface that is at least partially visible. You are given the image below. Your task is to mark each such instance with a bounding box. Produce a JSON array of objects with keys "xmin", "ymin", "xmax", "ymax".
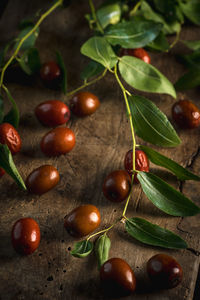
[{"xmin": 0, "ymin": 1, "xmax": 200, "ymax": 299}]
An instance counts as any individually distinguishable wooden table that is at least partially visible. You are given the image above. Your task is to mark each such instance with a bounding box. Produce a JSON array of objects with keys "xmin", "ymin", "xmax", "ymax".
[{"xmin": 0, "ymin": 1, "xmax": 200, "ymax": 299}]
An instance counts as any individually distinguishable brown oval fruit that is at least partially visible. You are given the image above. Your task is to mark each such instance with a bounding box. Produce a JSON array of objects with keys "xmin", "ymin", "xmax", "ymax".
[
  {"xmin": 0, "ymin": 123, "xmax": 21, "ymax": 154},
  {"xmin": 64, "ymin": 204, "xmax": 101, "ymax": 237},
  {"xmin": 100, "ymin": 258, "xmax": 136, "ymax": 297},
  {"xmin": 35, "ymin": 100, "xmax": 70, "ymax": 127},
  {"xmin": 120, "ymin": 48, "xmax": 151, "ymax": 64},
  {"xmin": 70, "ymin": 91, "xmax": 100, "ymax": 117},
  {"xmin": 40, "ymin": 61, "xmax": 61, "ymax": 87},
  {"xmin": 26, "ymin": 165, "xmax": 60, "ymax": 195},
  {"xmin": 172, "ymin": 100, "xmax": 200, "ymax": 129},
  {"xmin": 103, "ymin": 170, "xmax": 131, "ymax": 202},
  {"xmin": 147, "ymin": 254, "xmax": 183, "ymax": 289},
  {"xmin": 40, "ymin": 127, "xmax": 75, "ymax": 156},
  {"xmin": 11, "ymin": 218, "xmax": 41, "ymax": 255}
]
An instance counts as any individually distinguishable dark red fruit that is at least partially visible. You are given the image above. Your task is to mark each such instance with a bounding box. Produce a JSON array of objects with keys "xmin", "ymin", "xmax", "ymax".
[
  {"xmin": 103, "ymin": 170, "xmax": 131, "ymax": 203},
  {"xmin": 0, "ymin": 168, "xmax": 5, "ymax": 177},
  {"xmin": 35, "ymin": 100, "xmax": 70, "ymax": 127},
  {"xmin": 40, "ymin": 127, "xmax": 75, "ymax": 156},
  {"xmin": 100, "ymin": 258, "xmax": 136, "ymax": 297},
  {"xmin": 11, "ymin": 218, "xmax": 41, "ymax": 255},
  {"xmin": 70, "ymin": 91, "xmax": 100, "ymax": 117},
  {"xmin": 147, "ymin": 254, "xmax": 183, "ymax": 289},
  {"xmin": 124, "ymin": 149, "xmax": 149, "ymax": 183},
  {"xmin": 0, "ymin": 123, "xmax": 21, "ymax": 154},
  {"xmin": 120, "ymin": 48, "xmax": 151, "ymax": 64},
  {"xmin": 26, "ymin": 165, "xmax": 60, "ymax": 195},
  {"xmin": 64, "ymin": 204, "xmax": 101, "ymax": 237},
  {"xmin": 40, "ymin": 61, "xmax": 61, "ymax": 87},
  {"xmin": 172, "ymin": 100, "xmax": 200, "ymax": 129}
]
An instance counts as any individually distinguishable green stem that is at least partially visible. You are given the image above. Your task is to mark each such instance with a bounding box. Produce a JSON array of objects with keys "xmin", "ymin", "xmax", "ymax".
[
  {"xmin": 87, "ymin": 218, "xmax": 120, "ymax": 241},
  {"xmin": 88, "ymin": 0, "xmax": 104, "ymax": 34},
  {"xmin": 129, "ymin": 1, "xmax": 142, "ymax": 17},
  {"xmin": 169, "ymin": 29, "xmax": 181, "ymax": 50},
  {"xmin": 0, "ymin": 0, "xmax": 63, "ymax": 89}
]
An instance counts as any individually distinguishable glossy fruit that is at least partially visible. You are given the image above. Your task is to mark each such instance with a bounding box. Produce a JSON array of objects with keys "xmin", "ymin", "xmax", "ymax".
[
  {"xmin": 40, "ymin": 127, "xmax": 75, "ymax": 156},
  {"xmin": 26, "ymin": 165, "xmax": 60, "ymax": 195},
  {"xmin": 70, "ymin": 91, "xmax": 100, "ymax": 117},
  {"xmin": 11, "ymin": 218, "xmax": 40, "ymax": 255},
  {"xmin": 35, "ymin": 100, "xmax": 70, "ymax": 127},
  {"xmin": 103, "ymin": 170, "xmax": 131, "ymax": 203},
  {"xmin": 147, "ymin": 254, "xmax": 183, "ymax": 289},
  {"xmin": 172, "ymin": 100, "xmax": 200, "ymax": 129},
  {"xmin": 0, "ymin": 123, "xmax": 21, "ymax": 154},
  {"xmin": 124, "ymin": 149, "xmax": 149, "ymax": 183},
  {"xmin": 40, "ymin": 61, "xmax": 61, "ymax": 87},
  {"xmin": 120, "ymin": 48, "xmax": 151, "ymax": 64},
  {"xmin": 0, "ymin": 167, "xmax": 5, "ymax": 177},
  {"xmin": 100, "ymin": 258, "xmax": 136, "ymax": 297},
  {"xmin": 64, "ymin": 204, "xmax": 101, "ymax": 237}
]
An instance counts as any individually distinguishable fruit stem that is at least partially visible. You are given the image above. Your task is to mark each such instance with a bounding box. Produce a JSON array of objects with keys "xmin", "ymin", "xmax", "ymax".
[
  {"xmin": 0, "ymin": 0, "xmax": 63, "ymax": 90},
  {"xmin": 87, "ymin": 218, "xmax": 121, "ymax": 241},
  {"xmin": 88, "ymin": 0, "xmax": 104, "ymax": 34}
]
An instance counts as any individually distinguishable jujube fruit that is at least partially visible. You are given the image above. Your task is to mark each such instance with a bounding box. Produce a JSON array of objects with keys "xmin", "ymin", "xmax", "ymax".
[
  {"xmin": 40, "ymin": 61, "xmax": 61, "ymax": 87},
  {"xmin": 11, "ymin": 218, "xmax": 41, "ymax": 255},
  {"xmin": 64, "ymin": 204, "xmax": 101, "ymax": 237},
  {"xmin": 100, "ymin": 258, "xmax": 136, "ymax": 297},
  {"xmin": 147, "ymin": 253, "xmax": 183, "ymax": 289},
  {"xmin": 172, "ymin": 100, "xmax": 200, "ymax": 129},
  {"xmin": 26, "ymin": 165, "xmax": 60, "ymax": 195},
  {"xmin": 120, "ymin": 48, "xmax": 151, "ymax": 64},
  {"xmin": 35, "ymin": 100, "xmax": 70, "ymax": 127},
  {"xmin": 40, "ymin": 127, "xmax": 75, "ymax": 156},
  {"xmin": 124, "ymin": 149, "xmax": 149, "ymax": 183},
  {"xmin": 70, "ymin": 91, "xmax": 100, "ymax": 117},
  {"xmin": 0, "ymin": 123, "xmax": 21, "ymax": 154},
  {"xmin": 103, "ymin": 170, "xmax": 131, "ymax": 202}
]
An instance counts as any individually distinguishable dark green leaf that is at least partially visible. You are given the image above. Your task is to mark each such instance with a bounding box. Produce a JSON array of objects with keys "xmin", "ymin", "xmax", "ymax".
[
  {"xmin": 0, "ymin": 42, "xmax": 13, "ymax": 67},
  {"xmin": 147, "ymin": 32, "xmax": 169, "ymax": 52},
  {"xmin": 137, "ymin": 172, "xmax": 200, "ymax": 216},
  {"xmin": 19, "ymin": 19, "xmax": 34, "ymax": 30},
  {"xmin": 0, "ymin": 95, "xmax": 4, "ymax": 123},
  {"xmin": 105, "ymin": 20, "xmax": 162, "ymax": 49},
  {"xmin": 175, "ymin": 68, "xmax": 200, "ymax": 90},
  {"xmin": 3, "ymin": 88, "xmax": 19, "ymax": 128},
  {"xmin": 177, "ymin": 51, "xmax": 200, "ymax": 69},
  {"xmin": 95, "ymin": 234, "xmax": 111, "ymax": 269},
  {"xmin": 56, "ymin": 51, "xmax": 67, "ymax": 94},
  {"xmin": 153, "ymin": 0, "xmax": 181, "ymax": 23},
  {"xmin": 70, "ymin": 240, "xmax": 93, "ymax": 258},
  {"xmin": 0, "ymin": 144, "xmax": 26, "ymax": 190},
  {"xmin": 179, "ymin": 0, "xmax": 200, "ymax": 25},
  {"xmin": 139, "ymin": 145, "xmax": 200, "ymax": 181},
  {"xmin": 81, "ymin": 37, "xmax": 118, "ymax": 70},
  {"xmin": 97, "ymin": 2, "xmax": 121, "ymax": 29},
  {"xmin": 80, "ymin": 60, "xmax": 105, "ymax": 81},
  {"xmin": 181, "ymin": 40, "xmax": 200, "ymax": 51},
  {"xmin": 125, "ymin": 217, "xmax": 187, "ymax": 249},
  {"xmin": 119, "ymin": 56, "xmax": 176, "ymax": 98},
  {"xmin": 14, "ymin": 25, "xmax": 39, "ymax": 51}
]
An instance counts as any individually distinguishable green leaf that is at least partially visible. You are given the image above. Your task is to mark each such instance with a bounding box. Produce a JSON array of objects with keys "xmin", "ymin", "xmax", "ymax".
[
  {"xmin": 128, "ymin": 95, "xmax": 180, "ymax": 147},
  {"xmin": 139, "ymin": 145, "xmax": 200, "ymax": 181},
  {"xmin": 95, "ymin": 234, "xmax": 111, "ymax": 269},
  {"xmin": 105, "ymin": 20, "xmax": 162, "ymax": 49},
  {"xmin": 81, "ymin": 36, "xmax": 118, "ymax": 70},
  {"xmin": 179, "ymin": 0, "xmax": 200, "ymax": 25},
  {"xmin": 153, "ymin": 0, "xmax": 181, "ymax": 23},
  {"xmin": 14, "ymin": 25, "xmax": 39, "ymax": 51},
  {"xmin": 125, "ymin": 217, "xmax": 187, "ymax": 249},
  {"xmin": 70, "ymin": 240, "xmax": 93, "ymax": 258},
  {"xmin": 97, "ymin": 2, "xmax": 121, "ymax": 29},
  {"xmin": 177, "ymin": 51, "xmax": 200, "ymax": 69},
  {"xmin": 137, "ymin": 172, "xmax": 200, "ymax": 216},
  {"xmin": 181, "ymin": 40, "xmax": 200, "ymax": 51},
  {"xmin": 3, "ymin": 88, "xmax": 20, "ymax": 129},
  {"xmin": 0, "ymin": 144, "xmax": 26, "ymax": 190},
  {"xmin": 80, "ymin": 60, "xmax": 105, "ymax": 81},
  {"xmin": 175, "ymin": 68, "xmax": 200, "ymax": 90},
  {"xmin": 18, "ymin": 48, "xmax": 41, "ymax": 75},
  {"xmin": 119, "ymin": 56, "xmax": 176, "ymax": 98},
  {"xmin": 147, "ymin": 32, "xmax": 169, "ymax": 52},
  {"xmin": 0, "ymin": 95, "xmax": 4, "ymax": 123},
  {"xmin": 56, "ymin": 51, "xmax": 67, "ymax": 94}
]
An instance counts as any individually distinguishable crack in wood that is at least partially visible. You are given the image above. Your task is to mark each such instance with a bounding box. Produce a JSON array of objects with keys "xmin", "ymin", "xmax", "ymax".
[
  {"xmin": 186, "ymin": 146, "xmax": 200, "ymax": 169},
  {"xmin": 186, "ymin": 248, "xmax": 200, "ymax": 257}
]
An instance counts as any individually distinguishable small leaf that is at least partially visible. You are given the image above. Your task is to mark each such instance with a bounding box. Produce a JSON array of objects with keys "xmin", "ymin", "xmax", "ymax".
[
  {"xmin": 3, "ymin": 88, "xmax": 20, "ymax": 129},
  {"xmin": 0, "ymin": 95, "xmax": 4, "ymax": 123},
  {"xmin": 175, "ymin": 68, "xmax": 200, "ymax": 90},
  {"xmin": 147, "ymin": 32, "xmax": 169, "ymax": 52},
  {"xmin": 56, "ymin": 51, "xmax": 67, "ymax": 94},
  {"xmin": 81, "ymin": 36, "xmax": 118, "ymax": 70},
  {"xmin": 181, "ymin": 40, "xmax": 200, "ymax": 51},
  {"xmin": 139, "ymin": 145, "xmax": 200, "ymax": 181},
  {"xmin": 128, "ymin": 95, "xmax": 180, "ymax": 147},
  {"xmin": 179, "ymin": 0, "xmax": 200, "ymax": 25},
  {"xmin": 70, "ymin": 240, "xmax": 93, "ymax": 258},
  {"xmin": 137, "ymin": 172, "xmax": 200, "ymax": 216},
  {"xmin": 14, "ymin": 25, "xmax": 39, "ymax": 51},
  {"xmin": 105, "ymin": 19, "xmax": 162, "ymax": 48},
  {"xmin": 125, "ymin": 217, "xmax": 187, "ymax": 249},
  {"xmin": 119, "ymin": 56, "xmax": 176, "ymax": 98},
  {"xmin": 97, "ymin": 2, "xmax": 121, "ymax": 29},
  {"xmin": 81, "ymin": 61, "xmax": 105, "ymax": 81},
  {"xmin": 95, "ymin": 234, "xmax": 111, "ymax": 269},
  {"xmin": 0, "ymin": 144, "xmax": 26, "ymax": 190}
]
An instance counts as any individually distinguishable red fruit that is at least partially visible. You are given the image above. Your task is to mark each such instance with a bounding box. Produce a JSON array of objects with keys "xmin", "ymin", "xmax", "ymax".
[
  {"xmin": 40, "ymin": 61, "xmax": 61, "ymax": 86},
  {"xmin": 35, "ymin": 100, "xmax": 70, "ymax": 127},
  {"xmin": 11, "ymin": 218, "xmax": 41, "ymax": 255},
  {"xmin": 0, "ymin": 168, "xmax": 5, "ymax": 177},
  {"xmin": 172, "ymin": 100, "xmax": 200, "ymax": 129},
  {"xmin": 0, "ymin": 123, "xmax": 21, "ymax": 154},
  {"xmin": 120, "ymin": 48, "xmax": 151, "ymax": 63},
  {"xmin": 124, "ymin": 149, "xmax": 149, "ymax": 183},
  {"xmin": 70, "ymin": 91, "xmax": 100, "ymax": 117},
  {"xmin": 40, "ymin": 127, "xmax": 75, "ymax": 156}
]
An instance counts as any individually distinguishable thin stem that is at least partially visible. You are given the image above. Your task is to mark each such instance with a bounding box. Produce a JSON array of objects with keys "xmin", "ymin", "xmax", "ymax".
[
  {"xmin": 0, "ymin": 0, "xmax": 63, "ymax": 89},
  {"xmin": 88, "ymin": 0, "xmax": 104, "ymax": 34},
  {"xmin": 66, "ymin": 69, "xmax": 107, "ymax": 97},
  {"xmin": 87, "ymin": 218, "xmax": 120, "ymax": 241},
  {"xmin": 169, "ymin": 30, "xmax": 181, "ymax": 50},
  {"xmin": 129, "ymin": 1, "xmax": 142, "ymax": 17}
]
